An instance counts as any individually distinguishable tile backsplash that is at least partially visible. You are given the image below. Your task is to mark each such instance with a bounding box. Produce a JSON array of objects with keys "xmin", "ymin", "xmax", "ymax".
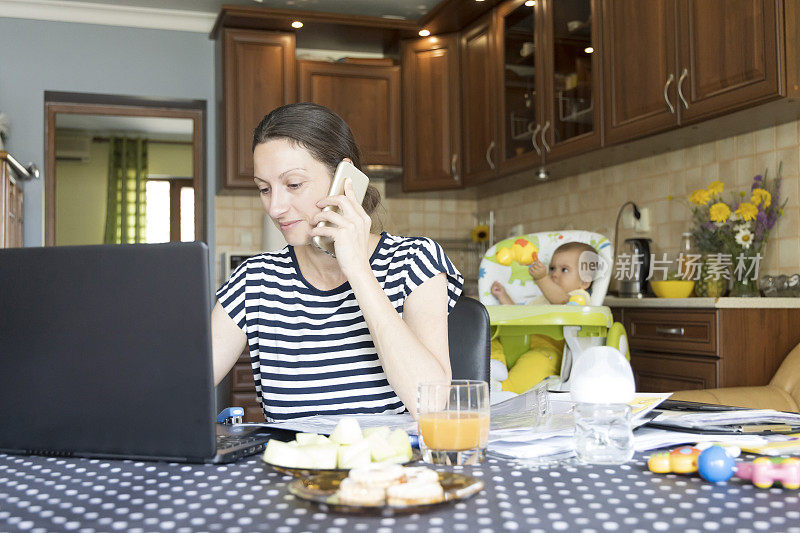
[{"xmin": 215, "ymin": 119, "xmax": 800, "ymax": 289}]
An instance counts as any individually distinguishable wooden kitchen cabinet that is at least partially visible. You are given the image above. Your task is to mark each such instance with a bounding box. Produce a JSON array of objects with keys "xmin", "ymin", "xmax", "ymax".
[
  {"xmin": 460, "ymin": 14, "xmax": 499, "ymax": 185},
  {"xmin": 218, "ymin": 28, "xmax": 295, "ymax": 189},
  {"xmin": 401, "ymin": 35, "xmax": 462, "ymax": 191},
  {"xmin": 1, "ymin": 152, "xmax": 24, "ymax": 249},
  {"xmin": 297, "ymin": 60, "xmax": 401, "ymax": 167},
  {"xmin": 458, "ymin": 0, "xmax": 603, "ymax": 186},
  {"xmin": 614, "ymin": 306, "xmax": 800, "ymax": 394},
  {"xmin": 603, "ymin": 0, "xmax": 783, "ymax": 145},
  {"xmin": 677, "ymin": 0, "xmax": 782, "ymax": 123}
]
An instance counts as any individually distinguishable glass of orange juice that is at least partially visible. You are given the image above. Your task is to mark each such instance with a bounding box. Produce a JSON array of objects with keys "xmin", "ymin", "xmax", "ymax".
[{"xmin": 417, "ymin": 380, "xmax": 490, "ymax": 465}]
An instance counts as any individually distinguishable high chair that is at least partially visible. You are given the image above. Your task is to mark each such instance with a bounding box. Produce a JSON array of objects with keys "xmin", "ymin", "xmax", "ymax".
[{"xmin": 478, "ymin": 230, "xmax": 630, "ymax": 402}]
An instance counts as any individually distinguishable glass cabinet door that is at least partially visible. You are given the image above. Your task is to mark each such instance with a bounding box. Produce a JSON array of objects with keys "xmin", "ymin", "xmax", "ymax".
[
  {"xmin": 548, "ymin": 0, "xmax": 595, "ymax": 146},
  {"xmin": 500, "ymin": 1, "xmax": 539, "ymax": 163}
]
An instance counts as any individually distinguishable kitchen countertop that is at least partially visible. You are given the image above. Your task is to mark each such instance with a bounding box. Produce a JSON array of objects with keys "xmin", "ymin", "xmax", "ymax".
[{"xmin": 604, "ymin": 296, "xmax": 800, "ymax": 308}]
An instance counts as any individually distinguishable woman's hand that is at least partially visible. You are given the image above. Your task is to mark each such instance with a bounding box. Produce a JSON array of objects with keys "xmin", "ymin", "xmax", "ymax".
[
  {"xmin": 530, "ymin": 261, "xmax": 547, "ymax": 281},
  {"xmin": 311, "ymin": 178, "xmax": 372, "ymax": 276}
]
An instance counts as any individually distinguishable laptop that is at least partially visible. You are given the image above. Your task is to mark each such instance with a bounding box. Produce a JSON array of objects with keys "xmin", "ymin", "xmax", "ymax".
[{"xmin": 0, "ymin": 242, "xmax": 283, "ymax": 463}]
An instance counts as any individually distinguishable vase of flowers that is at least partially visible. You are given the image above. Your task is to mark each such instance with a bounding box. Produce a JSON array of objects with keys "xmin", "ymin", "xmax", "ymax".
[{"xmin": 677, "ymin": 164, "xmax": 786, "ymax": 298}]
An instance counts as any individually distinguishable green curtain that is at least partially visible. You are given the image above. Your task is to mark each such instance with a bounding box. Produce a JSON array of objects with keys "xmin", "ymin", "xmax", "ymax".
[{"xmin": 104, "ymin": 137, "xmax": 148, "ymax": 244}]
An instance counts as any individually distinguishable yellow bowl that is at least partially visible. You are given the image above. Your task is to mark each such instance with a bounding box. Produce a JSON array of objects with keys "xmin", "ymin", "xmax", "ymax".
[{"xmin": 650, "ymin": 280, "xmax": 695, "ymax": 298}]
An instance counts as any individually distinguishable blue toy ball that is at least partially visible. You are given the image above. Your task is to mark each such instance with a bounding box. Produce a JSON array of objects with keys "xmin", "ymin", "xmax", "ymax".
[{"xmin": 697, "ymin": 445, "xmax": 736, "ymax": 482}]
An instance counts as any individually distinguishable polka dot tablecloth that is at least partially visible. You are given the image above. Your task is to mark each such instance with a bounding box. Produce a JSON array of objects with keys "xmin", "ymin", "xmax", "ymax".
[{"xmin": 1, "ymin": 453, "xmax": 799, "ymax": 532}]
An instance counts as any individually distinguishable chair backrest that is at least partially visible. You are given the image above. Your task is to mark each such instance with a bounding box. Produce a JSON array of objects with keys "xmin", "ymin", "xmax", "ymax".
[
  {"xmin": 478, "ymin": 230, "xmax": 613, "ymax": 306},
  {"xmin": 448, "ymin": 296, "xmax": 490, "ymax": 383}
]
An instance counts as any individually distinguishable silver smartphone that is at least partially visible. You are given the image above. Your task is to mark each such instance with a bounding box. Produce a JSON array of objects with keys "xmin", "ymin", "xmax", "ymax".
[{"xmin": 312, "ymin": 160, "xmax": 371, "ymax": 257}]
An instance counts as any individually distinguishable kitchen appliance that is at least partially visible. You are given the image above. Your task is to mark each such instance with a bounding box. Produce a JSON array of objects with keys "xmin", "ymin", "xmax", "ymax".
[{"xmin": 618, "ymin": 238, "xmax": 651, "ymax": 298}]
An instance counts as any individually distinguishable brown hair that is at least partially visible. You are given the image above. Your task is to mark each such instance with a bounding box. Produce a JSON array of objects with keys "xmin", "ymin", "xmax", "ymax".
[{"xmin": 252, "ymin": 103, "xmax": 382, "ymax": 216}]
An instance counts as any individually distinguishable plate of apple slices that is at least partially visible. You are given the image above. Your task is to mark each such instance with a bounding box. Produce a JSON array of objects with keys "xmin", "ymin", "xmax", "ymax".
[{"xmin": 262, "ymin": 418, "xmax": 420, "ymax": 478}]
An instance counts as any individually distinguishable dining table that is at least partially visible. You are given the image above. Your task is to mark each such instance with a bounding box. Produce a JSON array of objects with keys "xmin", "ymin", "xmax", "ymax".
[{"xmin": 1, "ymin": 450, "xmax": 798, "ymax": 532}]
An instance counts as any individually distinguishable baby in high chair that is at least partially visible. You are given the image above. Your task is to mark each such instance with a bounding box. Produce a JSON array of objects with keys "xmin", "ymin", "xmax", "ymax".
[{"xmin": 490, "ymin": 241, "xmax": 595, "ymax": 395}]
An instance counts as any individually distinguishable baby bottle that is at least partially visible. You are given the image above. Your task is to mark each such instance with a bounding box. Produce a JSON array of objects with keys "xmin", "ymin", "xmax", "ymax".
[{"xmin": 570, "ymin": 346, "xmax": 635, "ymax": 465}]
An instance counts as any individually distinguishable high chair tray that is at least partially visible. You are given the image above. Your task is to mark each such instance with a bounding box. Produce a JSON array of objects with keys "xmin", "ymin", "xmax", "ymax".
[{"xmin": 486, "ymin": 305, "xmax": 612, "ymax": 327}]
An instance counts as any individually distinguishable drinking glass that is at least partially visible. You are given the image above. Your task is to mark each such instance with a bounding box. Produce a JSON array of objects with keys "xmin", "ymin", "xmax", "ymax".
[{"xmin": 417, "ymin": 380, "xmax": 490, "ymax": 465}]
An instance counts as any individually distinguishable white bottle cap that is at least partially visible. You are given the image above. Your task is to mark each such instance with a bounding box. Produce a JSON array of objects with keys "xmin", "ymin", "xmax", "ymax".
[{"xmin": 570, "ymin": 346, "xmax": 635, "ymax": 404}]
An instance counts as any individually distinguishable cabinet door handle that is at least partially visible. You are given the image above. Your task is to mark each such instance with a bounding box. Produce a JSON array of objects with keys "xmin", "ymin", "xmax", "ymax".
[
  {"xmin": 663, "ymin": 73, "xmax": 675, "ymax": 114},
  {"xmin": 677, "ymin": 68, "xmax": 689, "ymax": 110},
  {"xmin": 655, "ymin": 326, "xmax": 685, "ymax": 336},
  {"xmin": 531, "ymin": 123, "xmax": 542, "ymax": 155},
  {"xmin": 541, "ymin": 121, "xmax": 551, "ymax": 152},
  {"xmin": 485, "ymin": 141, "xmax": 496, "ymax": 170},
  {"xmin": 451, "ymin": 153, "xmax": 459, "ymax": 181}
]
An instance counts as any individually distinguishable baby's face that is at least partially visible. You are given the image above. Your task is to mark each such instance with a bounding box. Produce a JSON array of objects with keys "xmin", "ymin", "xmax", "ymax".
[{"xmin": 548, "ymin": 249, "xmax": 591, "ymax": 292}]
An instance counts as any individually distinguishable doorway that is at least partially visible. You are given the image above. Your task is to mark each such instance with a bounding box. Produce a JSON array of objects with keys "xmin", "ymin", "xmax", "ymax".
[{"xmin": 44, "ymin": 91, "xmax": 206, "ymax": 246}]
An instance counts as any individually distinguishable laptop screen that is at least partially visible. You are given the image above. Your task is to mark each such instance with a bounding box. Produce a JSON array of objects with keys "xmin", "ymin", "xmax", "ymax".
[{"xmin": 0, "ymin": 242, "xmax": 217, "ymax": 461}]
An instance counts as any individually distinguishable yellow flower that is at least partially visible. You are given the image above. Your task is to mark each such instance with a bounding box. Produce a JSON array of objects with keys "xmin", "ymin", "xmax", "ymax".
[
  {"xmin": 735, "ymin": 202, "xmax": 758, "ymax": 222},
  {"xmin": 471, "ymin": 224, "xmax": 490, "ymax": 243},
  {"xmin": 750, "ymin": 188, "xmax": 771, "ymax": 208},
  {"xmin": 689, "ymin": 189, "xmax": 711, "ymax": 205},
  {"xmin": 709, "ymin": 202, "xmax": 731, "ymax": 223},
  {"xmin": 707, "ymin": 180, "xmax": 724, "ymax": 196}
]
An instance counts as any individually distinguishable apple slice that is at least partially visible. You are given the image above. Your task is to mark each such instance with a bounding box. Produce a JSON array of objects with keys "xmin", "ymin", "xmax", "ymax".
[
  {"xmin": 300, "ymin": 443, "xmax": 339, "ymax": 469},
  {"xmin": 365, "ymin": 433, "xmax": 396, "ymax": 463},
  {"xmin": 387, "ymin": 429, "xmax": 413, "ymax": 462},
  {"xmin": 337, "ymin": 439, "xmax": 372, "ymax": 469},
  {"xmin": 263, "ymin": 439, "xmax": 312, "ymax": 468},
  {"xmin": 329, "ymin": 418, "xmax": 363, "ymax": 445}
]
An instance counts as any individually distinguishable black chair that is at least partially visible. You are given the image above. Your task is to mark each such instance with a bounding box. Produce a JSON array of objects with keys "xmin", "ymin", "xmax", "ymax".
[{"xmin": 447, "ymin": 296, "xmax": 491, "ymax": 383}]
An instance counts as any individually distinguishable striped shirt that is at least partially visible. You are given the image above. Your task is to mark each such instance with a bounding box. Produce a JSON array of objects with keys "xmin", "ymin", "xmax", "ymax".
[{"xmin": 216, "ymin": 232, "xmax": 464, "ymax": 422}]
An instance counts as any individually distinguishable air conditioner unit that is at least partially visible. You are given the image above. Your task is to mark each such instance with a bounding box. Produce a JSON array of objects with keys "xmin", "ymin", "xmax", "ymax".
[{"xmin": 56, "ymin": 130, "xmax": 91, "ymax": 161}]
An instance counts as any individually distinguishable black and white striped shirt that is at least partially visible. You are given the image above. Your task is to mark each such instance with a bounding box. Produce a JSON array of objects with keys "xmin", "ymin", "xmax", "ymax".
[{"xmin": 216, "ymin": 232, "xmax": 463, "ymax": 422}]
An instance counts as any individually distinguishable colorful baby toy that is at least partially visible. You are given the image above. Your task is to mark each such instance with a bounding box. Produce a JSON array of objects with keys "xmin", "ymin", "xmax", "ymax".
[
  {"xmin": 648, "ymin": 445, "xmax": 737, "ymax": 482},
  {"xmin": 736, "ymin": 457, "xmax": 800, "ymax": 489},
  {"xmin": 647, "ymin": 446, "xmax": 701, "ymax": 474}
]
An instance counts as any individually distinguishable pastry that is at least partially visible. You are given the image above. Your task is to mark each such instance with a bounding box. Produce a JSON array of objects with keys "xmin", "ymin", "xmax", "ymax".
[
  {"xmin": 347, "ymin": 463, "xmax": 406, "ymax": 489},
  {"xmin": 386, "ymin": 479, "xmax": 445, "ymax": 506},
  {"xmin": 335, "ymin": 477, "xmax": 386, "ymax": 506}
]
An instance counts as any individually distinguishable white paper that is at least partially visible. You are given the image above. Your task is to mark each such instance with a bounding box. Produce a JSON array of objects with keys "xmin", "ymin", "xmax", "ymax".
[
  {"xmin": 651, "ymin": 409, "xmax": 800, "ymax": 429},
  {"xmin": 238, "ymin": 413, "xmax": 417, "ymax": 435}
]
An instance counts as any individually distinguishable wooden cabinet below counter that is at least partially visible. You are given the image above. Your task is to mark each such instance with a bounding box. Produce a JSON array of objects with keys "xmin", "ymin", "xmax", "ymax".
[
  {"xmin": 229, "ymin": 351, "xmax": 263, "ymax": 423},
  {"xmin": 612, "ymin": 306, "xmax": 800, "ymax": 393}
]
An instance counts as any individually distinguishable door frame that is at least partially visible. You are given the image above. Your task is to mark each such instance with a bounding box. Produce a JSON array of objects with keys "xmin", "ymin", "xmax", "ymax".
[{"xmin": 44, "ymin": 91, "xmax": 206, "ymax": 246}]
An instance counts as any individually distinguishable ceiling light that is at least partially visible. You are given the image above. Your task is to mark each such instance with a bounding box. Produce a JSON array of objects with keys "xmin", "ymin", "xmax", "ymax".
[
  {"xmin": 525, "ymin": 0, "xmax": 535, "ymax": 6},
  {"xmin": 291, "ymin": 21, "xmax": 303, "ymax": 29},
  {"xmin": 584, "ymin": 46, "xmax": 594, "ymax": 54},
  {"xmin": 418, "ymin": 29, "xmax": 430, "ymax": 37}
]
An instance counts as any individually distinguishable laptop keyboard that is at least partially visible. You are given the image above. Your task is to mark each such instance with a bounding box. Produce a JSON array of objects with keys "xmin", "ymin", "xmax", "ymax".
[{"xmin": 214, "ymin": 433, "xmax": 269, "ymax": 463}]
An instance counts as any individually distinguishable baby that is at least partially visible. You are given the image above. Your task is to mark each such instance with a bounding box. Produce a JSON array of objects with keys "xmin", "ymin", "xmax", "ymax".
[
  {"xmin": 490, "ymin": 241, "xmax": 596, "ymax": 395},
  {"xmin": 491, "ymin": 241, "xmax": 594, "ymax": 306}
]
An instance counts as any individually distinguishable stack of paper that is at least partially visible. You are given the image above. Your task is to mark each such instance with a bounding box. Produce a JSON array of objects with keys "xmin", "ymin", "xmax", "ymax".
[{"xmin": 487, "ymin": 391, "xmax": 673, "ymax": 461}]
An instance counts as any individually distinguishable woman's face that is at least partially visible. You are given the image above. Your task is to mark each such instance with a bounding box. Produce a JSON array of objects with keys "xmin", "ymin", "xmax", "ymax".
[{"xmin": 253, "ymin": 138, "xmax": 332, "ymax": 246}]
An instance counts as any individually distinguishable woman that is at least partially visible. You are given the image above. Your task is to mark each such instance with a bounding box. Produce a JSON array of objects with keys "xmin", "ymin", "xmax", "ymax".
[{"xmin": 212, "ymin": 103, "xmax": 463, "ymax": 421}]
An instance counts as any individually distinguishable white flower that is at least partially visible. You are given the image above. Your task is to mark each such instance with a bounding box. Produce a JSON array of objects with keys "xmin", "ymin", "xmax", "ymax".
[
  {"xmin": 729, "ymin": 213, "xmax": 741, "ymax": 222},
  {"xmin": 735, "ymin": 227, "xmax": 754, "ymax": 249}
]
